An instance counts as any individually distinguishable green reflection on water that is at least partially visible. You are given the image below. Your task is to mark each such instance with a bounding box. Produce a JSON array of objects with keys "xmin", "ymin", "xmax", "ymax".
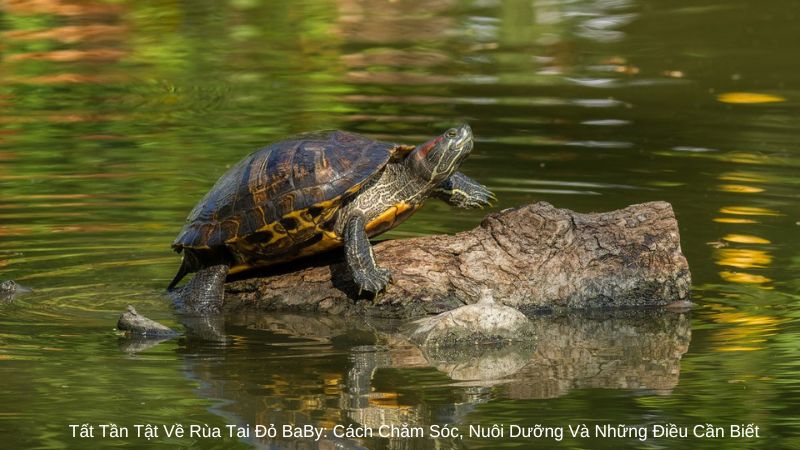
[{"xmin": 1, "ymin": 0, "xmax": 800, "ymax": 448}]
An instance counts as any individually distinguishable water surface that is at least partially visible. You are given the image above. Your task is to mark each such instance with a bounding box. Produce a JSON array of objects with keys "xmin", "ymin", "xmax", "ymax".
[{"xmin": 1, "ymin": 0, "xmax": 799, "ymax": 448}]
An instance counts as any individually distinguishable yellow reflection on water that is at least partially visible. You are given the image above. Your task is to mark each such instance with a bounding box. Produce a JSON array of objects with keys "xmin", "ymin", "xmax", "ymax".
[
  {"xmin": 706, "ymin": 307, "xmax": 783, "ymax": 352},
  {"xmin": 716, "ymin": 249, "xmax": 771, "ymax": 269},
  {"xmin": 722, "ymin": 234, "xmax": 771, "ymax": 244},
  {"xmin": 714, "ymin": 217, "xmax": 758, "ymax": 223},
  {"xmin": 712, "ymin": 213, "xmax": 774, "ymax": 285},
  {"xmin": 323, "ymin": 376, "xmax": 341, "ymax": 396},
  {"xmin": 369, "ymin": 392, "xmax": 403, "ymax": 408},
  {"xmin": 717, "ymin": 184, "xmax": 764, "ymax": 193},
  {"xmin": 719, "ymin": 271, "xmax": 772, "ymax": 284},
  {"xmin": 719, "ymin": 206, "xmax": 782, "ymax": 216},
  {"xmin": 718, "ymin": 172, "xmax": 770, "ymax": 183},
  {"xmin": 726, "ymin": 152, "xmax": 777, "ymax": 165},
  {"xmin": 713, "ymin": 218, "xmax": 758, "ymax": 224},
  {"xmin": 717, "ymin": 92, "xmax": 787, "ymax": 104}
]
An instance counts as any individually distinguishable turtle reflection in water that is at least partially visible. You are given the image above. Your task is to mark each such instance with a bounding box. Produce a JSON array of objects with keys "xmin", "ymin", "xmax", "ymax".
[{"xmin": 169, "ymin": 125, "xmax": 494, "ymax": 310}]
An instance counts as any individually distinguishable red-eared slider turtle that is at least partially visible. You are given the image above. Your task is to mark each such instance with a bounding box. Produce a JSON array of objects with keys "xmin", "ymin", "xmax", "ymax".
[{"xmin": 170, "ymin": 124, "xmax": 493, "ymax": 312}]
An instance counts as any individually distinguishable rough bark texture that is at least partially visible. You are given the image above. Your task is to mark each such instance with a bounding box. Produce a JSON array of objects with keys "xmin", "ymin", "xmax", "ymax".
[{"xmin": 225, "ymin": 201, "xmax": 691, "ymax": 318}]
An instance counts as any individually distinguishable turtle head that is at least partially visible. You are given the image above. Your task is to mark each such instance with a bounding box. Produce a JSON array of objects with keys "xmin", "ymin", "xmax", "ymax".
[{"xmin": 407, "ymin": 124, "xmax": 473, "ymax": 184}]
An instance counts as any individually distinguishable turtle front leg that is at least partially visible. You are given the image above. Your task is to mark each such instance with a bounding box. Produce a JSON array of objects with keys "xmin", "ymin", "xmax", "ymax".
[
  {"xmin": 343, "ymin": 213, "xmax": 392, "ymax": 296},
  {"xmin": 433, "ymin": 172, "xmax": 495, "ymax": 209},
  {"xmin": 171, "ymin": 264, "xmax": 229, "ymax": 314}
]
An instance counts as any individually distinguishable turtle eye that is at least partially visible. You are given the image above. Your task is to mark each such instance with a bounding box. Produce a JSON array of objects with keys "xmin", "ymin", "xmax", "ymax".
[{"xmin": 446, "ymin": 128, "xmax": 458, "ymax": 138}]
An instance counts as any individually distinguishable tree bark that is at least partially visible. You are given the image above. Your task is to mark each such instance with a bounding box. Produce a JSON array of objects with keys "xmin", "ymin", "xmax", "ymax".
[{"xmin": 224, "ymin": 201, "xmax": 691, "ymax": 318}]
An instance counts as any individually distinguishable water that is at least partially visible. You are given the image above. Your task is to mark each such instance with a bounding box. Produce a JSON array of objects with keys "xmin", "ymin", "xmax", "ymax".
[{"xmin": 1, "ymin": 0, "xmax": 799, "ymax": 448}]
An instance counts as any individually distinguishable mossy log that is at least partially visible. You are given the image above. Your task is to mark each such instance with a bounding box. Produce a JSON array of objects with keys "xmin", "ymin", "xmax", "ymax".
[{"xmin": 224, "ymin": 201, "xmax": 691, "ymax": 318}]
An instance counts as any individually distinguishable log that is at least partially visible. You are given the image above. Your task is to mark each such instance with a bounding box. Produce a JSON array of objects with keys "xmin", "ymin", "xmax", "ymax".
[{"xmin": 224, "ymin": 201, "xmax": 691, "ymax": 318}]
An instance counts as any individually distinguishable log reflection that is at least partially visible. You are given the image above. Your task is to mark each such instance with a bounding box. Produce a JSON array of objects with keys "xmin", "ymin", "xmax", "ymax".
[{"xmin": 179, "ymin": 309, "xmax": 690, "ymax": 447}]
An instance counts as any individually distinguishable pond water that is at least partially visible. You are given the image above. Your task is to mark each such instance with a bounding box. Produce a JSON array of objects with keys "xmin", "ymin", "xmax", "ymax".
[{"xmin": 1, "ymin": 0, "xmax": 799, "ymax": 448}]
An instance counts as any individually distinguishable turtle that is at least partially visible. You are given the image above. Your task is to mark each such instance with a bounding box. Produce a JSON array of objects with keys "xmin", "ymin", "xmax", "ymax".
[{"xmin": 169, "ymin": 124, "xmax": 494, "ymax": 312}]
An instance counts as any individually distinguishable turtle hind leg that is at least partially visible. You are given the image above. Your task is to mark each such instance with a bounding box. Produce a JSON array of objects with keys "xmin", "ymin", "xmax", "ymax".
[
  {"xmin": 171, "ymin": 264, "xmax": 229, "ymax": 314},
  {"xmin": 343, "ymin": 213, "xmax": 392, "ymax": 296}
]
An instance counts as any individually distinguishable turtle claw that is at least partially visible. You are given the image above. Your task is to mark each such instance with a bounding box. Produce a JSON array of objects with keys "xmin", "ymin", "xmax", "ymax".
[
  {"xmin": 477, "ymin": 186, "xmax": 496, "ymax": 206},
  {"xmin": 452, "ymin": 182, "xmax": 495, "ymax": 209},
  {"xmin": 353, "ymin": 266, "xmax": 392, "ymax": 297},
  {"xmin": 461, "ymin": 186, "xmax": 495, "ymax": 209}
]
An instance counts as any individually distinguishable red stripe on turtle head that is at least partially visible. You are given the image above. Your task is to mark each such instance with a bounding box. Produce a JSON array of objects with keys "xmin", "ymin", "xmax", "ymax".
[{"xmin": 414, "ymin": 135, "xmax": 444, "ymax": 159}]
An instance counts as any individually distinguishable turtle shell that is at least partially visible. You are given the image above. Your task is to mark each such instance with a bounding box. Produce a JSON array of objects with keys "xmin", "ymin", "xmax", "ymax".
[{"xmin": 172, "ymin": 130, "xmax": 413, "ymax": 271}]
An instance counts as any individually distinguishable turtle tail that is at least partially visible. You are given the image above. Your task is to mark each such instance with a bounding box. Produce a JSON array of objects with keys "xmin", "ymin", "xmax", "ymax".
[
  {"xmin": 168, "ymin": 248, "xmax": 230, "ymax": 291},
  {"xmin": 167, "ymin": 257, "xmax": 191, "ymax": 291}
]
